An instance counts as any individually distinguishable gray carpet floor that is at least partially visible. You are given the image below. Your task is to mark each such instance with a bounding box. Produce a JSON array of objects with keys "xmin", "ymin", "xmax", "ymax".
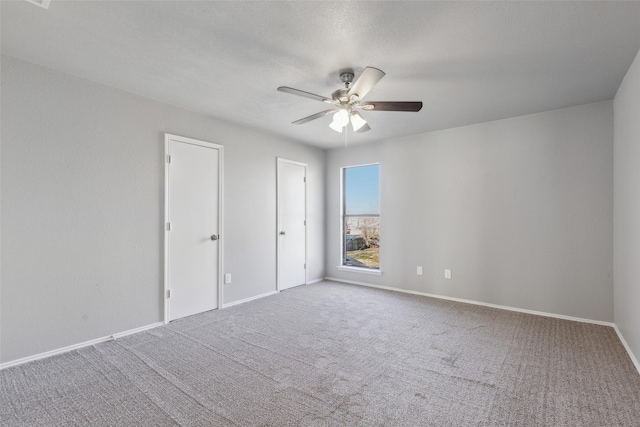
[{"xmin": 2, "ymin": 281, "xmax": 640, "ymax": 426}]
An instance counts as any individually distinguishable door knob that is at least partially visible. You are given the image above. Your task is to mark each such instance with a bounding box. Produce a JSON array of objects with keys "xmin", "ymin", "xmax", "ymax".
[
  {"xmin": 279, "ymin": 231, "xmax": 286, "ymax": 235},
  {"xmin": 211, "ymin": 234, "xmax": 219, "ymax": 241}
]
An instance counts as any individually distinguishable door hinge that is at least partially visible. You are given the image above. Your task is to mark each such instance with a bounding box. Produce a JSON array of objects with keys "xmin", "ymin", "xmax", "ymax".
[
  {"xmin": 166, "ymin": 222, "xmax": 171, "ymax": 231},
  {"xmin": 304, "ymin": 263, "xmax": 306, "ymax": 269},
  {"xmin": 167, "ymin": 154, "xmax": 172, "ymax": 164},
  {"xmin": 167, "ymin": 289, "xmax": 171, "ymax": 298},
  {"xmin": 304, "ymin": 220, "xmax": 306, "ymax": 226},
  {"xmin": 303, "ymin": 177, "xmax": 306, "ymax": 183}
]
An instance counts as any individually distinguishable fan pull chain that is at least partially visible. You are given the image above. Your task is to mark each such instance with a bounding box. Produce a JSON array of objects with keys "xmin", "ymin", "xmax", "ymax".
[{"xmin": 344, "ymin": 125, "xmax": 349, "ymax": 147}]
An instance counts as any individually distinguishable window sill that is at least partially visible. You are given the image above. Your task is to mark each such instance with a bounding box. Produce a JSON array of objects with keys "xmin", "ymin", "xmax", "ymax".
[{"xmin": 336, "ymin": 266, "xmax": 382, "ymax": 276}]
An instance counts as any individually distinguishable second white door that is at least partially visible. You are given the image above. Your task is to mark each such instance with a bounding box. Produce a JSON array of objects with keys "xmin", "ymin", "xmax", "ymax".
[{"xmin": 277, "ymin": 158, "xmax": 307, "ymax": 291}]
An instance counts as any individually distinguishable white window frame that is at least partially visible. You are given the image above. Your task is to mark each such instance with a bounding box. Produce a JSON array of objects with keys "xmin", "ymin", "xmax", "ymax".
[{"xmin": 337, "ymin": 163, "xmax": 382, "ymax": 276}]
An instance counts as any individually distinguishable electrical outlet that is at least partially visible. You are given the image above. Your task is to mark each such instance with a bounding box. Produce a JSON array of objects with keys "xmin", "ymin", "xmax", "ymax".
[
  {"xmin": 417, "ymin": 266, "xmax": 423, "ymax": 276},
  {"xmin": 224, "ymin": 273, "xmax": 232, "ymax": 284},
  {"xmin": 444, "ymin": 269, "xmax": 452, "ymax": 279}
]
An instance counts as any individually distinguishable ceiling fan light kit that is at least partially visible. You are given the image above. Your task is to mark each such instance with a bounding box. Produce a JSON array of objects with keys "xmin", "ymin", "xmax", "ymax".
[{"xmin": 278, "ymin": 66, "xmax": 422, "ymax": 134}]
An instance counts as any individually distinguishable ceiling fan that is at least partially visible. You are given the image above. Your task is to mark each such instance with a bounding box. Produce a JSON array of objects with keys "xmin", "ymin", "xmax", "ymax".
[{"xmin": 278, "ymin": 67, "xmax": 422, "ymax": 133}]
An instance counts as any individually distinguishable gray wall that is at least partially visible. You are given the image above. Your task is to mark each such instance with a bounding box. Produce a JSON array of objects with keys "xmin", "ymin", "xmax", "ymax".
[
  {"xmin": 0, "ymin": 56, "xmax": 325, "ymax": 363},
  {"xmin": 326, "ymin": 101, "xmax": 614, "ymax": 322},
  {"xmin": 614, "ymin": 48, "xmax": 640, "ymax": 363},
  {"xmin": 0, "ymin": 53, "xmax": 624, "ymax": 365}
]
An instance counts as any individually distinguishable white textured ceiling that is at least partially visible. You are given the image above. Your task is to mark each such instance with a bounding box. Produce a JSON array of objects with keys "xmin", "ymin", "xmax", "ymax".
[{"xmin": 3, "ymin": 1, "xmax": 640, "ymax": 148}]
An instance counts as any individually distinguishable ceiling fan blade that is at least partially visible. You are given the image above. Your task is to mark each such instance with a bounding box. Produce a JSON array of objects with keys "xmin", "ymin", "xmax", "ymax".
[
  {"xmin": 356, "ymin": 123, "xmax": 371, "ymax": 133},
  {"xmin": 292, "ymin": 109, "xmax": 337, "ymax": 125},
  {"xmin": 348, "ymin": 67, "xmax": 385, "ymax": 100},
  {"xmin": 360, "ymin": 101, "xmax": 423, "ymax": 112},
  {"xmin": 278, "ymin": 86, "xmax": 331, "ymax": 103}
]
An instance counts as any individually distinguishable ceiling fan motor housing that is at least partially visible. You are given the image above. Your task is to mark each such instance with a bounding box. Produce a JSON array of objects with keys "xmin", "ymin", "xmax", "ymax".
[
  {"xmin": 332, "ymin": 72, "xmax": 356, "ymax": 104},
  {"xmin": 331, "ymin": 88, "xmax": 351, "ymax": 104}
]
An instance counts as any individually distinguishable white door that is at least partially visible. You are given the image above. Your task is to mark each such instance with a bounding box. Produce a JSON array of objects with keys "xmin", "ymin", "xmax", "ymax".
[
  {"xmin": 165, "ymin": 134, "xmax": 222, "ymax": 321},
  {"xmin": 277, "ymin": 158, "xmax": 307, "ymax": 291}
]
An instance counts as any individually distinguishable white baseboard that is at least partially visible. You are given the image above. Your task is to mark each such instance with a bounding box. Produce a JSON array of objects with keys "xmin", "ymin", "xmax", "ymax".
[
  {"xmin": 323, "ymin": 277, "xmax": 614, "ymax": 327},
  {"xmin": 307, "ymin": 278, "xmax": 324, "ymax": 285},
  {"xmin": 613, "ymin": 324, "xmax": 640, "ymax": 375},
  {"xmin": 110, "ymin": 322, "xmax": 164, "ymax": 340},
  {"xmin": 0, "ymin": 321, "xmax": 164, "ymax": 370},
  {"xmin": 222, "ymin": 290, "xmax": 277, "ymax": 308}
]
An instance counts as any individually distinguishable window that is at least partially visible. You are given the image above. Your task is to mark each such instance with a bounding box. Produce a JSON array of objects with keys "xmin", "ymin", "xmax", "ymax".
[{"xmin": 342, "ymin": 164, "xmax": 380, "ymax": 271}]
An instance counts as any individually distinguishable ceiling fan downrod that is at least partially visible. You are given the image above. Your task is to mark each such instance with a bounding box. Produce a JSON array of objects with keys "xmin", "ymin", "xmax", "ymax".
[{"xmin": 340, "ymin": 71, "xmax": 354, "ymax": 87}]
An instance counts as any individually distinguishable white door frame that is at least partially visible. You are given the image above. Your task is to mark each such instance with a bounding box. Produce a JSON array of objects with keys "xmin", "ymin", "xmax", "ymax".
[
  {"xmin": 276, "ymin": 157, "xmax": 307, "ymax": 292},
  {"xmin": 164, "ymin": 133, "xmax": 224, "ymax": 323}
]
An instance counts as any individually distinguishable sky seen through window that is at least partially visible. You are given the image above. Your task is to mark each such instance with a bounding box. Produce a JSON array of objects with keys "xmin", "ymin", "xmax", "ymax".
[{"xmin": 345, "ymin": 164, "xmax": 379, "ymax": 215}]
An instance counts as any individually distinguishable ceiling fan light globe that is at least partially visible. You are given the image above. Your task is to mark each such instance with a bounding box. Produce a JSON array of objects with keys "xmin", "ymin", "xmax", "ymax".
[
  {"xmin": 329, "ymin": 120, "xmax": 344, "ymax": 133},
  {"xmin": 350, "ymin": 112, "xmax": 367, "ymax": 132},
  {"xmin": 333, "ymin": 109, "xmax": 350, "ymax": 126}
]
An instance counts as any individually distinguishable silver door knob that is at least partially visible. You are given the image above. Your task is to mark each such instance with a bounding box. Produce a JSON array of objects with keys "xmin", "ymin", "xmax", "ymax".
[
  {"xmin": 211, "ymin": 235, "xmax": 218, "ymax": 241},
  {"xmin": 279, "ymin": 231, "xmax": 286, "ymax": 235}
]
